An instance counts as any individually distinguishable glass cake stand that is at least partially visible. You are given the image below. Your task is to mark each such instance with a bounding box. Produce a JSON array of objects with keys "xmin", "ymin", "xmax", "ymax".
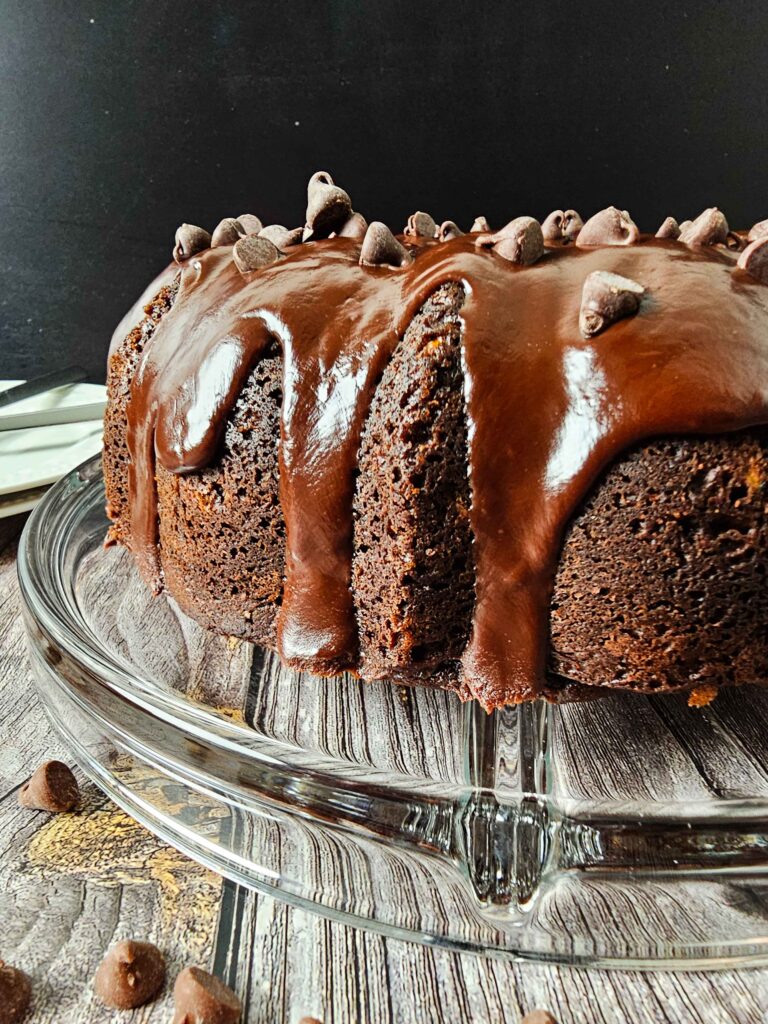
[{"xmin": 17, "ymin": 455, "xmax": 768, "ymax": 969}]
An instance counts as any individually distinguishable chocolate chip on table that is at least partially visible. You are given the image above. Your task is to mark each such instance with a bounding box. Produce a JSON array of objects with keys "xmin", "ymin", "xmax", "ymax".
[
  {"xmin": 232, "ymin": 235, "xmax": 281, "ymax": 274},
  {"xmin": 579, "ymin": 270, "xmax": 645, "ymax": 338},
  {"xmin": 0, "ymin": 961, "xmax": 31, "ymax": 1024},
  {"xmin": 173, "ymin": 224, "xmax": 212, "ymax": 263},
  {"xmin": 18, "ymin": 760, "xmax": 79, "ymax": 812},
  {"xmin": 359, "ymin": 222, "xmax": 413, "ymax": 268},
  {"xmin": 521, "ymin": 1011, "xmax": 559, "ymax": 1024},
  {"xmin": 173, "ymin": 966, "xmax": 241, "ymax": 1024},
  {"xmin": 93, "ymin": 940, "xmax": 166, "ymax": 1010}
]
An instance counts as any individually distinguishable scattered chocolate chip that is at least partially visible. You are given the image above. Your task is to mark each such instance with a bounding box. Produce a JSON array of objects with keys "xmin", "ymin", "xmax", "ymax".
[
  {"xmin": 210, "ymin": 218, "xmax": 244, "ymax": 247},
  {"xmin": 304, "ymin": 170, "xmax": 353, "ymax": 240},
  {"xmin": 476, "ymin": 216, "xmax": 545, "ymax": 265},
  {"xmin": 236, "ymin": 213, "xmax": 263, "ymax": 235},
  {"xmin": 359, "ymin": 222, "xmax": 413, "ymax": 268},
  {"xmin": 576, "ymin": 207, "xmax": 639, "ymax": 247},
  {"xmin": 470, "ymin": 215, "xmax": 491, "ymax": 233},
  {"xmin": 522, "ymin": 1011, "xmax": 559, "ymax": 1024},
  {"xmin": 438, "ymin": 220, "xmax": 464, "ymax": 241},
  {"xmin": 748, "ymin": 219, "xmax": 768, "ymax": 243},
  {"xmin": 655, "ymin": 216, "xmax": 680, "ymax": 239},
  {"xmin": 18, "ymin": 760, "xmax": 79, "ymax": 812},
  {"xmin": 258, "ymin": 225, "xmax": 304, "ymax": 249},
  {"xmin": 678, "ymin": 207, "xmax": 729, "ymax": 246},
  {"xmin": 173, "ymin": 224, "xmax": 211, "ymax": 264},
  {"xmin": 0, "ymin": 961, "xmax": 31, "ymax": 1024},
  {"xmin": 172, "ymin": 966, "xmax": 241, "ymax": 1024},
  {"xmin": 94, "ymin": 940, "xmax": 166, "ymax": 1010},
  {"xmin": 404, "ymin": 211, "xmax": 438, "ymax": 238},
  {"xmin": 232, "ymin": 235, "xmax": 281, "ymax": 273},
  {"xmin": 333, "ymin": 211, "xmax": 368, "ymax": 240},
  {"xmin": 737, "ymin": 235, "xmax": 768, "ymax": 284},
  {"xmin": 579, "ymin": 270, "xmax": 645, "ymax": 338},
  {"xmin": 725, "ymin": 230, "xmax": 746, "ymax": 252}
]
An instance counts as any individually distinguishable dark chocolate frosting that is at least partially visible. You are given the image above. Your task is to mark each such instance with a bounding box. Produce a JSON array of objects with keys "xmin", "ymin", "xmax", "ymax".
[{"xmin": 123, "ymin": 192, "xmax": 768, "ymax": 708}]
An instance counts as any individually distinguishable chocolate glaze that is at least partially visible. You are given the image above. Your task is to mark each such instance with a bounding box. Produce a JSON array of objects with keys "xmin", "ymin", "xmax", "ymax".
[{"xmin": 125, "ymin": 233, "xmax": 768, "ymax": 707}]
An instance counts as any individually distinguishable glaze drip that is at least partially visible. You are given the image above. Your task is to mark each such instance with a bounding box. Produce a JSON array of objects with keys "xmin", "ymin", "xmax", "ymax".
[{"xmin": 125, "ymin": 234, "xmax": 768, "ymax": 707}]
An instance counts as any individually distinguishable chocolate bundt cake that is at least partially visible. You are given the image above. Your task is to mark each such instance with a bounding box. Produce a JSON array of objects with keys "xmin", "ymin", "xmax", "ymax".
[{"xmin": 103, "ymin": 174, "xmax": 768, "ymax": 710}]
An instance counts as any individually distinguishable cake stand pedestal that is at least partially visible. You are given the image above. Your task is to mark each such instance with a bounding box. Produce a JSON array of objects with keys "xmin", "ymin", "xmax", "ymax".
[{"xmin": 18, "ymin": 456, "xmax": 768, "ymax": 967}]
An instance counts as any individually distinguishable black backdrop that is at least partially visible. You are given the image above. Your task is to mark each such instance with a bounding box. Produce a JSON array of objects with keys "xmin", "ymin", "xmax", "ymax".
[{"xmin": 2, "ymin": 0, "xmax": 768, "ymax": 382}]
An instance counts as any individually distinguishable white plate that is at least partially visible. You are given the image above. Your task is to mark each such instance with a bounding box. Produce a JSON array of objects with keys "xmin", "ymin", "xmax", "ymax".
[
  {"xmin": 0, "ymin": 486, "xmax": 49, "ymax": 520},
  {"xmin": 0, "ymin": 380, "xmax": 105, "ymax": 496},
  {"xmin": 0, "ymin": 378, "xmax": 106, "ymax": 431}
]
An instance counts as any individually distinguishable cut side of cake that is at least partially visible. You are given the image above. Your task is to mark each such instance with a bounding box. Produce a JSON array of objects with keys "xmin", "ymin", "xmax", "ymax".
[{"xmin": 103, "ymin": 177, "xmax": 768, "ymax": 708}]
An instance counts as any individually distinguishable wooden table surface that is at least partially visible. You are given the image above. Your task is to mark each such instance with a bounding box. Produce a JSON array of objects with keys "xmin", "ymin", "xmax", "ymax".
[{"xmin": 2, "ymin": 512, "xmax": 767, "ymax": 1024}]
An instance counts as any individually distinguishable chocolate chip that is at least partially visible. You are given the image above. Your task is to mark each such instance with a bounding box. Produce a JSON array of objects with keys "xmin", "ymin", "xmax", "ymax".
[
  {"xmin": 94, "ymin": 940, "xmax": 166, "ymax": 1010},
  {"xmin": 236, "ymin": 213, "xmax": 263, "ymax": 235},
  {"xmin": 304, "ymin": 170, "xmax": 353, "ymax": 240},
  {"xmin": 561, "ymin": 209, "xmax": 583, "ymax": 240},
  {"xmin": 258, "ymin": 225, "xmax": 304, "ymax": 249},
  {"xmin": 232, "ymin": 235, "xmax": 281, "ymax": 273},
  {"xmin": 173, "ymin": 224, "xmax": 211, "ymax": 264},
  {"xmin": 438, "ymin": 220, "xmax": 464, "ymax": 241},
  {"xmin": 725, "ymin": 230, "xmax": 746, "ymax": 252},
  {"xmin": 655, "ymin": 216, "xmax": 680, "ymax": 239},
  {"xmin": 333, "ymin": 211, "xmax": 368, "ymax": 240},
  {"xmin": 470, "ymin": 216, "xmax": 491, "ymax": 233},
  {"xmin": 542, "ymin": 209, "xmax": 583, "ymax": 242},
  {"xmin": 18, "ymin": 760, "xmax": 79, "ymax": 812},
  {"xmin": 748, "ymin": 219, "xmax": 768, "ymax": 243},
  {"xmin": 579, "ymin": 270, "xmax": 645, "ymax": 338},
  {"xmin": 476, "ymin": 216, "xmax": 545, "ymax": 265},
  {"xmin": 737, "ymin": 235, "xmax": 768, "ymax": 284},
  {"xmin": 359, "ymin": 222, "xmax": 413, "ymax": 268},
  {"xmin": 210, "ymin": 218, "xmax": 244, "ymax": 247},
  {"xmin": 521, "ymin": 1011, "xmax": 559, "ymax": 1024},
  {"xmin": 172, "ymin": 966, "xmax": 241, "ymax": 1024},
  {"xmin": 404, "ymin": 211, "xmax": 437, "ymax": 238},
  {"xmin": 576, "ymin": 207, "xmax": 639, "ymax": 247},
  {"xmin": 0, "ymin": 961, "xmax": 31, "ymax": 1024},
  {"xmin": 678, "ymin": 207, "xmax": 729, "ymax": 246},
  {"xmin": 541, "ymin": 210, "xmax": 565, "ymax": 240}
]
